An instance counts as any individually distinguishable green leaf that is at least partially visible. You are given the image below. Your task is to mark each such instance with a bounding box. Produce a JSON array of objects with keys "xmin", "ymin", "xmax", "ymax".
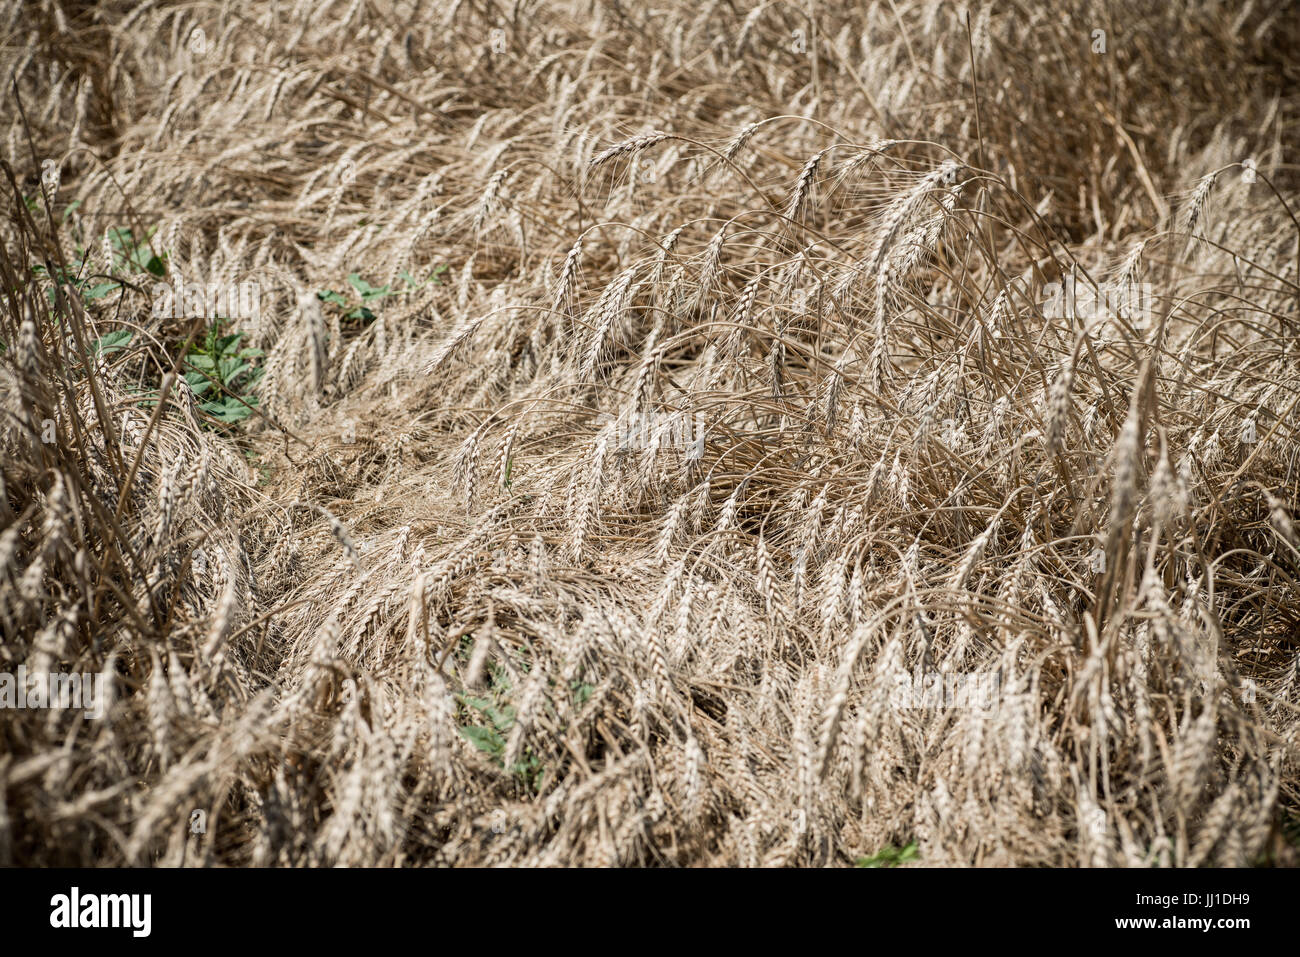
[
  {"xmin": 488, "ymin": 704, "xmax": 516, "ymax": 732},
  {"xmin": 347, "ymin": 273, "xmax": 376, "ymax": 296},
  {"xmin": 218, "ymin": 357, "xmax": 249, "ymax": 385},
  {"xmin": 82, "ymin": 282, "xmax": 120, "ymax": 301},
  {"xmin": 458, "ymin": 725, "xmax": 504, "ymax": 756},
  {"xmin": 202, "ymin": 396, "xmax": 257, "ymax": 423},
  {"xmin": 216, "ymin": 332, "xmax": 243, "ymax": 354},
  {"xmin": 856, "ymin": 842, "xmax": 918, "ymax": 868},
  {"xmin": 183, "ymin": 370, "xmax": 213, "ymax": 396},
  {"xmin": 91, "ymin": 330, "xmax": 133, "ymax": 355}
]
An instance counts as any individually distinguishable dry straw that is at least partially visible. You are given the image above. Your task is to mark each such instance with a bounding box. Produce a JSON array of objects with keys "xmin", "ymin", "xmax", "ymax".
[{"xmin": 1, "ymin": 0, "xmax": 1297, "ymax": 869}]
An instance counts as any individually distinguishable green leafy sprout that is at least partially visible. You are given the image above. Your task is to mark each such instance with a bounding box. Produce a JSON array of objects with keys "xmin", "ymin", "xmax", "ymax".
[
  {"xmin": 856, "ymin": 842, "xmax": 919, "ymax": 868},
  {"xmin": 317, "ymin": 266, "xmax": 447, "ymax": 321}
]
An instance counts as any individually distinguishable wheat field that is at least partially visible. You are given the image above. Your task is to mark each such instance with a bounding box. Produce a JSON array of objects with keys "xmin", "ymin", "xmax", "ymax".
[{"xmin": 1, "ymin": 0, "xmax": 1298, "ymax": 867}]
